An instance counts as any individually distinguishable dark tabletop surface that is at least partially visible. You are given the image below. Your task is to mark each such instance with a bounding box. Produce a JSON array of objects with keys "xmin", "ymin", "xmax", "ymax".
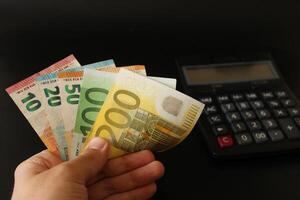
[{"xmin": 1, "ymin": 1, "xmax": 300, "ymax": 199}]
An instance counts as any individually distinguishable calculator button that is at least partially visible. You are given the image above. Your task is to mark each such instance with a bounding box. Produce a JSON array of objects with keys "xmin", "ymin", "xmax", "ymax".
[
  {"xmin": 261, "ymin": 91, "xmax": 275, "ymax": 99},
  {"xmin": 231, "ymin": 93, "xmax": 244, "ymax": 101},
  {"xmin": 199, "ymin": 96, "xmax": 213, "ymax": 104},
  {"xmin": 221, "ymin": 103, "xmax": 236, "ymax": 113},
  {"xmin": 256, "ymin": 109, "xmax": 271, "ymax": 119},
  {"xmin": 247, "ymin": 120, "xmax": 262, "ymax": 131},
  {"xmin": 278, "ymin": 118, "xmax": 300, "ymax": 139},
  {"xmin": 226, "ymin": 112, "xmax": 241, "ymax": 122},
  {"xmin": 241, "ymin": 111, "xmax": 256, "ymax": 120},
  {"xmin": 204, "ymin": 105, "xmax": 218, "ymax": 115},
  {"xmin": 213, "ymin": 125, "xmax": 228, "ymax": 136},
  {"xmin": 282, "ymin": 99, "xmax": 296, "ymax": 107},
  {"xmin": 250, "ymin": 100, "xmax": 264, "ymax": 109},
  {"xmin": 245, "ymin": 92, "xmax": 258, "ymax": 100},
  {"xmin": 231, "ymin": 121, "xmax": 247, "ymax": 133},
  {"xmin": 268, "ymin": 129, "xmax": 284, "ymax": 142},
  {"xmin": 262, "ymin": 119, "xmax": 278, "ymax": 130},
  {"xmin": 294, "ymin": 118, "xmax": 300, "ymax": 127},
  {"xmin": 267, "ymin": 100, "xmax": 281, "ymax": 109},
  {"xmin": 252, "ymin": 131, "xmax": 269, "ymax": 143},
  {"xmin": 273, "ymin": 109, "xmax": 288, "ymax": 118},
  {"xmin": 275, "ymin": 91, "xmax": 288, "ymax": 99},
  {"xmin": 217, "ymin": 95, "xmax": 230, "ymax": 103},
  {"xmin": 288, "ymin": 108, "xmax": 300, "ymax": 117},
  {"xmin": 208, "ymin": 115, "xmax": 223, "ymax": 125},
  {"xmin": 217, "ymin": 135, "xmax": 234, "ymax": 148},
  {"xmin": 236, "ymin": 102, "xmax": 250, "ymax": 111},
  {"xmin": 235, "ymin": 133, "xmax": 253, "ymax": 145}
]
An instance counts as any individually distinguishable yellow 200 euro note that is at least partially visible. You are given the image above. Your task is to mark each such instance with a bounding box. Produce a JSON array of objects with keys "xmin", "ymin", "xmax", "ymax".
[{"xmin": 83, "ymin": 69, "xmax": 204, "ymax": 158}]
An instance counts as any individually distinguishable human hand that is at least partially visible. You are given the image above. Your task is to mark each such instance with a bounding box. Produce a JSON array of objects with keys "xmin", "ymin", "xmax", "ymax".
[{"xmin": 12, "ymin": 138, "xmax": 164, "ymax": 200}]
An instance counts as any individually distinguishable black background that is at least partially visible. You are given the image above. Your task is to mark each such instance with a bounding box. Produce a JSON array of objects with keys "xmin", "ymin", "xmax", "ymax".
[{"xmin": 1, "ymin": 0, "xmax": 300, "ymax": 199}]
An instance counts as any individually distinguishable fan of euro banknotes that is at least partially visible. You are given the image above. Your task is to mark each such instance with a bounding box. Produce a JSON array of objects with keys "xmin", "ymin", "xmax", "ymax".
[{"xmin": 6, "ymin": 55, "xmax": 205, "ymax": 160}]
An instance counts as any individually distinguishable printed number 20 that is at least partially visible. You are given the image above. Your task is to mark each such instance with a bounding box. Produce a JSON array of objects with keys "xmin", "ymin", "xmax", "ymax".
[{"xmin": 44, "ymin": 86, "xmax": 61, "ymax": 107}]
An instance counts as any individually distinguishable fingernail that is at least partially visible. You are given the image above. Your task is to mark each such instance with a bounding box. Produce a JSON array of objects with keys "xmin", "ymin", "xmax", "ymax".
[{"xmin": 88, "ymin": 137, "xmax": 107, "ymax": 150}]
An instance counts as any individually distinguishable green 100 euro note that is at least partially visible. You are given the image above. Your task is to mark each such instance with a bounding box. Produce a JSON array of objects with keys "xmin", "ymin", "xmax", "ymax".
[
  {"xmin": 57, "ymin": 60, "xmax": 116, "ymax": 157},
  {"xmin": 83, "ymin": 69, "xmax": 204, "ymax": 158},
  {"xmin": 71, "ymin": 65, "xmax": 147, "ymax": 158}
]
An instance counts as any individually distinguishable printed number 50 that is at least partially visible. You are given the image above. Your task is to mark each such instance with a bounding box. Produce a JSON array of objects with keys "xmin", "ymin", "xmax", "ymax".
[{"xmin": 65, "ymin": 84, "xmax": 80, "ymax": 104}]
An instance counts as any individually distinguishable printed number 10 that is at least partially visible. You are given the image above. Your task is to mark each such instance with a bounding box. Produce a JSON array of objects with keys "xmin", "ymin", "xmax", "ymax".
[{"xmin": 21, "ymin": 92, "xmax": 41, "ymax": 112}]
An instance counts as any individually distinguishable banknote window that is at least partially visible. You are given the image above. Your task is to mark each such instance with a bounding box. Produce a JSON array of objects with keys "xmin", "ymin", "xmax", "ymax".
[
  {"xmin": 135, "ymin": 109, "xmax": 149, "ymax": 121},
  {"xmin": 152, "ymin": 129, "xmax": 180, "ymax": 146},
  {"xmin": 130, "ymin": 119, "xmax": 145, "ymax": 132},
  {"xmin": 124, "ymin": 130, "xmax": 140, "ymax": 143},
  {"xmin": 162, "ymin": 96, "xmax": 183, "ymax": 116}
]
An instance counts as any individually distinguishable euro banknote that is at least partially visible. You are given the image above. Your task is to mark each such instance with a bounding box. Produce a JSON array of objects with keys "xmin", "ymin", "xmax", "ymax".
[
  {"xmin": 82, "ymin": 69, "xmax": 204, "ymax": 158},
  {"xmin": 57, "ymin": 60, "xmax": 116, "ymax": 157},
  {"xmin": 71, "ymin": 66, "xmax": 147, "ymax": 158},
  {"xmin": 6, "ymin": 55, "xmax": 80, "ymax": 156},
  {"xmin": 36, "ymin": 62, "xmax": 83, "ymax": 160},
  {"xmin": 72, "ymin": 67, "xmax": 177, "ymax": 158}
]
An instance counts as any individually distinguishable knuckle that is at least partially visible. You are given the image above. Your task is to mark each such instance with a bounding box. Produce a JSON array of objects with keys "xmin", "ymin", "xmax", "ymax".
[
  {"xmin": 102, "ymin": 179, "xmax": 118, "ymax": 195},
  {"xmin": 119, "ymin": 155, "xmax": 132, "ymax": 170},
  {"xmin": 14, "ymin": 162, "xmax": 25, "ymax": 177},
  {"xmin": 142, "ymin": 150, "xmax": 155, "ymax": 161},
  {"xmin": 55, "ymin": 163, "xmax": 75, "ymax": 178},
  {"xmin": 128, "ymin": 170, "xmax": 144, "ymax": 187}
]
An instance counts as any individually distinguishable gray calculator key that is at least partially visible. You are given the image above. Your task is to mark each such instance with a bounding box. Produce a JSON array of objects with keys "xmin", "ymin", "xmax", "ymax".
[
  {"xmin": 267, "ymin": 100, "xmax": 281, "ymax": 108},
  {"xmin": 217, "ymin": 95, "xmax": 230, "ymax": 103},
  {"xmin": 273, "ymin": 109, "xmax": 288, "ymax": 118},
  {"xmin": 213, "ymin": 124, "xmax": 228, "ymax": 136},
  {"xmin": 247, "ymin": 120, "xmax": 262, "ymax": 131},
  {"xmin": 235, "ymin": 133, "xmax": 253, "ymax": 145},
  {"xmin": 231, "ymin": 121, "xmax": 247, "ymax": 133},
  {"xmin": 261, "ymin": 91, "xmax": 275, "ymax": 99},
  {"xmin": 268, "ymin": 129, "xmax": 284, "ymax": 142},
  {"xmin": 295, "ymin": 118, "xmax": 300, "ymax": 127},
  {"xmin": 231, "ymin": 94, "xmax": 244, "ymax": 101},
  {"xmin": 236, "ymin": 102, "xmax": 250, "ymax": 111},
  {"xmin": 245, "ymin": 93, "xmax": 258, "ymax": 100},
  {"xmin": 221, "ymin": 103, "xmax": 236, "ymax": 113},
  {"xmin": 278, "ymin": 118, "xmax": 300, "ymax": 139},
  {"xmin": 199, "ymin": 96, "xmax": 213, "ymax": 104},
  {"xmin": 288, "ymin": 108, "xmax": 300, "ymax": 117},
  {"xmin": 208, "ymin": 114, "xmax": 223, "ymax": 125},
  {"xmin": 241, "ymin": 110, "xmax": 256, "ymax": 120},
  {"xmin": 256, "ymin": 109, "xmax": 271, "ymax": 119},
  {"xmin": 226, "ymin": 112, "xmax": 241, "ymax": 122},
  {"xmin": 275, "ymin": 91, "xmax": 288, "ymax": 99},
  {"xmin": 250, "ymin": 100, "xmax": 264, "ymax": 109},
  {"xmin": 262, "ymin": 119, "xmax": 278, "ymax": 130},
  {"xmin": 252, "ymin": 131, "xmax": 269, "ymax": 143},
  {"xmin": 204, "ymin": 105, "xmax": 218, "ymax": 115},
  {"xmin": 282, "ymin": 99, "xmax": 296, "ymax": 107}
]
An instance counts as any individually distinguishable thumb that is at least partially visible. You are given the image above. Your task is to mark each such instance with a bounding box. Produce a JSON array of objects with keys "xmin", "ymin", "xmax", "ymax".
[{"xmin": 63, "ymin": 137, "xmax": 109, "ymax": 183}]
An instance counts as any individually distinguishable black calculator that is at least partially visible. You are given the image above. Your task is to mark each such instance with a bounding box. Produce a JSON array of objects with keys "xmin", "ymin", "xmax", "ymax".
[{"xmin": 176, "ymin": 53, "xmax": 300, "ymax": 159}]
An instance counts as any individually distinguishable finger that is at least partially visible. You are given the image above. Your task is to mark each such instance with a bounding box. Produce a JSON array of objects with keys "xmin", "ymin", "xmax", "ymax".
[
  {"xmin": 15, "ymin": 150, "xmax": 62, "ymax": 180},
  {"xmin": 88, "ymin": 150, "xmax": 155, "ymax": 185},
  {"xmin": 88, "ymin": 161, "xmax": 164, "ymax": 200},
  {"xmin": 60, "ymin": 137, "xmax": 109, "ymax": 184},
  {"xmin": 104, "ymin": 183, "xmax": 157, "ymax": 200}
]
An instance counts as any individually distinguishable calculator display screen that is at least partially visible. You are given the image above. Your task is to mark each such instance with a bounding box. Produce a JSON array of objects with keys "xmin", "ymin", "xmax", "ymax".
[{"xmin": 183, "ymin": 61, "xmax": 279, "ymax": 85}]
